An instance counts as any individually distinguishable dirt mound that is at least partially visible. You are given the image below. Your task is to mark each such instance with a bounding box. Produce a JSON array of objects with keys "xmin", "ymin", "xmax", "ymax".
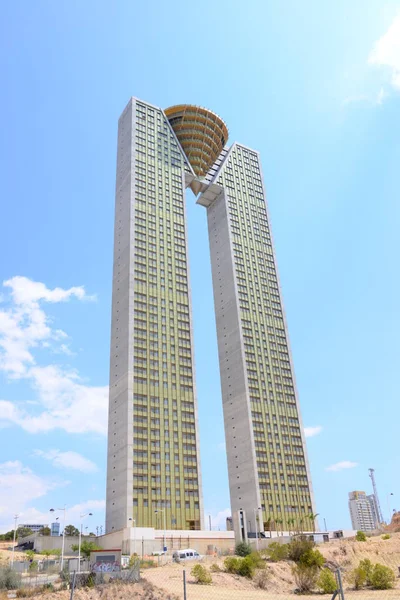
[
  {"xmin": 386, "ymin": 511, "xmax": 400, "ymax": 533},
  {"xmin": 0, "ymin": 579, "xmax": 178, "ymax": 600}
]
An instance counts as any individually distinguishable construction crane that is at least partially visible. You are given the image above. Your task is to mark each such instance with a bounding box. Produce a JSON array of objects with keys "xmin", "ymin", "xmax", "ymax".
[{"xmin": 369, "ymin": 468, "xmax": 384, "ymax": 524}]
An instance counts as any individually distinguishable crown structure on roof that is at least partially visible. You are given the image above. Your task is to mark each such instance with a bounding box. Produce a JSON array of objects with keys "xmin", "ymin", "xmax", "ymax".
[{"xmin": 165, "ymin": 104, "xmax": 228, "ymax": 177}]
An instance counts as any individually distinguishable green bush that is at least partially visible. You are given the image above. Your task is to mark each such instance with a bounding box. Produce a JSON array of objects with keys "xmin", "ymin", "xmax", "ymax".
[
  {"xmin": 359, "ymin": 558, "xmax": 373, "ymax": 585},
  {"xmin": 299, "ymin": 548, "xmax": 325, "ymax": 568},
  {"xmin": 292, "ymin": 564, "xmax": 318, "ymax": 593},
  {"xmin": 348, "ymin": 565, "xmax": 367, "ymax": 590},
  {"xmin": 370, "ymin": 563, "xmax": 395, "ymax": 590},
  {"xmin": 236, "ymin": 556, "xmax": 255, "ymax": 579},
  {"xmin": 224, "ymin": 556, "xmax": 255, "ymax": 578},
  {"xmin": 191, "ymin": 564, "xmax": 212, "ymax": 585},
  {"xmin": 224, "ymin": 557, "xmax": 240, "ymax": 573},
  {"xmin": 247, "ymin": 552, "xmax": 265, "ymax": 569},
  {"xmin": 317, "ymin": 568, "xmax": 337, "ymax": 594},
  {"xmin": 381, "ymin": 533, "xmax": 391, "ymax": 540},
  {"xmin": 235, "ymin": 542, "xmax": 252, "ymax": 557},
  {"xmin": 0, "ymin": 566, "xmax": 22, "ymax": 590},
  {"xmin": 287, "ymin": 538, "xmax": 315, "ymax": 562},
  {"xmin": 355, "ymin": 530, "xmax": 367, "ymax": 542},
  {"xmin": 210, "ymin": 563, "xmax": 221, "ymax": 572},
  {"xmin": 265, "ymin": 542, "xmax": 289, "ymax": 562}
]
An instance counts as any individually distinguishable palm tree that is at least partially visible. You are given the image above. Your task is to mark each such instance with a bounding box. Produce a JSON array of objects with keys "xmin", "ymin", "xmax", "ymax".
[
  {"xmin": 265, "ymin": 517, "xmax": 273, "ymax": 539},
  {"xmin": 298, "ymin": 516, "xmax": 305, "ymax": 535},
  {"xmin": 287, "ymin": 517, "xmax": 295, "ymax": 537},
  {"xmin": 276, "ymin": 518, "xmax": 283, "ymax": 536},
  {"xmin": 308, "ymin": 513, "xmax": 319, "ymax": 534}
]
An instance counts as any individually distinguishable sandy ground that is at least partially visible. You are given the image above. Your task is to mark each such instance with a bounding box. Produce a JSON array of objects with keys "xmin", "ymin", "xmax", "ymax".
[
  {"xmin": 1, "ymin": 534, "xmax": 400, "ymax": 599},
  {"xmin": 143, "ymin": 533, "xmax": 400, "ymax": 599},
  {"xmin": 0, "ymin": 541, "xmax": 30, "ymax": 564}
]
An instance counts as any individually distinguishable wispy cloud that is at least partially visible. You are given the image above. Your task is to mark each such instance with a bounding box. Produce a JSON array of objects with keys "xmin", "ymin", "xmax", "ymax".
[
  {"xmin": 326, "ymin": 460, "xmax": 358, "ymax": 472},
  {"xmin": 0, "ymin": 460, "xmax": 68, "ymax": 530},
  {"xmin": 0, "ymin": 276, "xmax": 107, "ymax": 435},
  {"xmin": 34, "ymin": 449, "xmax": 98, "ymax": 473},
  {"xmin": 368, "ymin": 14, "xmax": 400, "ymax": 91},
  {"xmin": 0, "ymin": 459, "xmax": 104, "ymax": 530},
  {"xmin": 206, "ymin": 508, "xmax": 231, "ymax": 530},
  {"xmin": 342, "ymin": 88, "xmax": 387, "ymax": 107},
  {"xmin": 304, "ymin": 426, "xmax": 322, "ymax": 438}
]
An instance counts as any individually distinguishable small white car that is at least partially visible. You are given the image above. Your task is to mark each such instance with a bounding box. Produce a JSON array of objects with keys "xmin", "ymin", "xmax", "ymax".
[{"xmin": 173, "ymin": 548, "xmax": 203, "ymax": 562}]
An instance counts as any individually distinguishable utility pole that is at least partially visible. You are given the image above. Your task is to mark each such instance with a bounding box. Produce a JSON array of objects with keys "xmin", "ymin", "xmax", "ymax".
[
  {"xmin": 369, "ymin": 468, "xmax": 384, "ymax": 524},
  {"xmin": 209, "ymin": 515, "xmax": 212, "ymax": 531},
  {"xmin": 11, "ymin": 514, "xmax": 19, "ymax": 568}
]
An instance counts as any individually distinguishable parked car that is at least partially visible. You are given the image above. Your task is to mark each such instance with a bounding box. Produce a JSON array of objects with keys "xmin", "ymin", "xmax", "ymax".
[{"xmin": 172, "ymin": 548, "xmax": 203, "ymax": 562}]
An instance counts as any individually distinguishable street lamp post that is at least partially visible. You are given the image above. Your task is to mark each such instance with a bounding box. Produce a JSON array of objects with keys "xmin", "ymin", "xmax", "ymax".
[
  {"xmin": 387, "ymin": 493, "xmax": 394, "ymax": 524},
  {"xmin": 254, "ymin": 507, "xmax": 261, "ymax": 552},
  {"xmin": 155, "ymin": 509, "xmax": 166, "ymax": 552},
  {"xmin": 11, "ymin": 514, "xmax": 19, "ymax": 568},
  {"xmin": 50, "ymin": 505, "xmax": 66, "ymax": 571},
  {"xmin": 78, "ymin": 513, "xmax": 93, "ymax": 573},
  {"xmin": 129, "ymin": 518, "xmax": 137, "ymax": 555}
]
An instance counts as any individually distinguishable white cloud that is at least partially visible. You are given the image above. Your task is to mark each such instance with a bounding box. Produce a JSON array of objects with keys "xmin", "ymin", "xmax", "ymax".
[
  {"xmin": 326, "ymin": 460, "xmax": 358, "ymax": 472},
  {"xmin": 0, "ymin": 460, "xmax": 105, "ymax": 530},
  {"xmin": 207, "ymin": 508, "xmax": 231, "ymax": 530},
  {"xmin": 0, "ymin": 277, "xmax": 108, "ymax": 435},
  {"xmin": 34, "ymin": 449, "xmax": 98, "ymax": 473},
  {"xmin": 0, "ymin": 460, "xmax": 64, "ymax": 530},
  {"xmin": 369, "ymin": 14, "xmax": 400, "ymax": 90},
  {"xmin": 304, "ymin": 425, "xmax": 322, "ymax": 438},
  {"xmin": 377, "ymin": 87, "xmax": 387, "ymax": 104}
]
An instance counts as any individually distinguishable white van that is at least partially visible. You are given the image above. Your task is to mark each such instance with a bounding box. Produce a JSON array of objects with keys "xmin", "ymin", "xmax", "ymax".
[{"xmin": 173, "ymin": 548, "xmax": 202, "ymax": 562}]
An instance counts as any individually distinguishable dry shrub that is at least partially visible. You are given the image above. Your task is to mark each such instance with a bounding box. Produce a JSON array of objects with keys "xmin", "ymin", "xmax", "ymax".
[
  {"xmin": 254, "ymin": 569, "xmax": 270, "ymax": 589},
  {"xmin": 292, "ymin": 564, "xmax": 318, "ymax": 593}
]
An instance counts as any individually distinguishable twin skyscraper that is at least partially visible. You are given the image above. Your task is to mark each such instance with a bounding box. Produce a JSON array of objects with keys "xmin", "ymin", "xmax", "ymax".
[{"xmin": 106, "ymin": 98, "xmax": 315, "ymax": 537}]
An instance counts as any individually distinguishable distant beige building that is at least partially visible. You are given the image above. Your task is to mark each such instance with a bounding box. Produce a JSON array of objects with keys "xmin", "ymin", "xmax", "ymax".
[{"xmin": 348, "ymin": 491, "xmax": 376, "ymax": 532}]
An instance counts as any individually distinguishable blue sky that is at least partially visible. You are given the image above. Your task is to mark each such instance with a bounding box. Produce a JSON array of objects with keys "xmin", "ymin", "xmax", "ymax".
[{"xmin": 0, "ymin": 0, "xmax": 399, "ymax": 533}]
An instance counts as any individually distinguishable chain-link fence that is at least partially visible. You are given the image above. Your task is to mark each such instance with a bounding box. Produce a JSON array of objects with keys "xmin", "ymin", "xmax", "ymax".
[
  {"xmin": 138, "ymin": 538, "xmax": 400, "ymax": 600},
  {"xmin": 1, "ymin": 536, "xmax": 399, "ymax": 599}
]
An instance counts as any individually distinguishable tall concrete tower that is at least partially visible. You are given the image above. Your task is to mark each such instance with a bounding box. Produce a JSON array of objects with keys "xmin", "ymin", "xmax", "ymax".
[{"xmin": 106, "ymin": 98, "xmax": 316, "ymax": 535}]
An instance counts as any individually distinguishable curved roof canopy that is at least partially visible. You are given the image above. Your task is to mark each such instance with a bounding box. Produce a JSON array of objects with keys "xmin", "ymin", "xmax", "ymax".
[{"xmin": 165, "ymin": 105, "xmax": 228, "ymax": 177}]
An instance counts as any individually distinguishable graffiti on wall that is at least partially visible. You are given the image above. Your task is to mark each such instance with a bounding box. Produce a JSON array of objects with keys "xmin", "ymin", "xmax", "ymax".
[{"xmin": 92, "ymin": 561, "xmax": 120, "ymax": 572}]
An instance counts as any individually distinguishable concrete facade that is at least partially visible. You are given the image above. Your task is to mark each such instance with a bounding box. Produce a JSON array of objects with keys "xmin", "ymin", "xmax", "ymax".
[
  {"xmin": 106, "ymin": 100, "xmax": 135, "ymax": 534},
  {"xmin": 205, "ymin": 187, "xmax": 262, "ymax": 535},
  {"xmin": 106, "ymin": 98, "xmax": 204, "ymax": 534},
  {"xmin": 106, "ymin": 96, "xmax": 315, "ymax": 541},
  {"xmin": 197, "ymin": 143, "xmax": 316, "ymax": 537}
]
